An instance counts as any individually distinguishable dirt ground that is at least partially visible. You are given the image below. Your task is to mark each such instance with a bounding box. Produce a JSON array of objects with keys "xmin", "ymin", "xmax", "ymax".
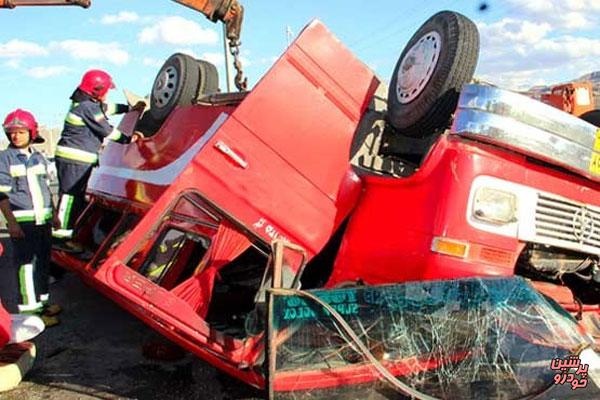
[{"xmin": 0, "ymin": 266, "xmax": 262, "ymax": 400}]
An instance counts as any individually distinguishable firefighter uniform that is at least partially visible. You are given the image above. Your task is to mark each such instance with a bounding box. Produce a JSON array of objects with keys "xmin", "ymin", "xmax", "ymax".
[
  {"xmin": 0, "ymin": 147, "xmax": 53, "ymax": 313},
  {"xmin": 53, "ymin": 99, "xmax": 131, "ymax": 239}
]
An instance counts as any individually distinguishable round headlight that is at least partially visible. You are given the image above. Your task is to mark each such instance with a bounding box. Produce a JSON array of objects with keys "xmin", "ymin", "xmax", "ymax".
[{"xmin": 472, "ymin": 187, "xmax": 518, "ymax": 225}]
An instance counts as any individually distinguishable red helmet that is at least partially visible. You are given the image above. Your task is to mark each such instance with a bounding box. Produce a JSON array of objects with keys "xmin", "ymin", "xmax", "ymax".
[
  {"xmin": 3, "ymin": 109, "xmax": 43, "ymax": 144},
  {"xmin": 78, "ymin": 69, "xmax": 115, "ymax": 99}
]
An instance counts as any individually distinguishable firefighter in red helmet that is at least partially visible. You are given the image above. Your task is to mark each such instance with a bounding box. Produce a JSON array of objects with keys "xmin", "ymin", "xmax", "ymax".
[
  {"xmin": 0, "ymin": 109, "xmax": 61, "ymax": 326},
  {"xmin": 53, "ymin": 69, "xmax": 143, "ymax": 250}
]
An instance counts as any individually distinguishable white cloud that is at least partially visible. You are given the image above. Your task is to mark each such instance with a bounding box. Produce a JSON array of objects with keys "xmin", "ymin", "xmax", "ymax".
[
  {"xmin": 101, "ymin": 11, "xmax": 140, "ymax": 25},
  {"xmin": 25, "ymin": 66, "xmax": 71, "ymax": 79},
  {"xmin": 51, "ymin": 40, "xmax": 129, "ymax": 65},
  {"xmin": 0, "ymin": 39, "xmax": 48, "ymax": 58},
  {"xmin": 476, "ymin": 18, "xmax": 600, "ymax": 89},
  {"xmin": 176, "ymin": 48, "xmax": 199, "ymax": 58},
  {"xmin": 3, "ymin": 59, "xmax": 21, "ymax": 69},
  {"xmin": 478, "ymin": 19, "xmax": 551, "ymax": 47},
  {"xmin": 506, "ymin": 0, "xmax": 600, "ymax": 30},
  {"xmin": 200, "ymin": 52, "xmax": 224, "ymax": 66},
  {"xmin": 138, "ymin": 16, "xmax": 218, "ymax": 46},
  {"xmin": 258, "ymin": 56, "xmax": 279, "ymax": 66},
  {"xmin": 142, "ymin": 57, "xmax": 163, "ymax": 67}
]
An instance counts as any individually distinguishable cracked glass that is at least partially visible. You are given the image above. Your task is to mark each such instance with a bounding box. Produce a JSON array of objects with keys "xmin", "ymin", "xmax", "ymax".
[{"xmin": 268, "ymin": 277, "xmax": 592, "ymax": 399}]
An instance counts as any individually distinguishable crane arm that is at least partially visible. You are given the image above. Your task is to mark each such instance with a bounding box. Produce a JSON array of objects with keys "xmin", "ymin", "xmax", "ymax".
[
  {"xmin": 0, "ymin": 0, "xmax": 90, "ymax": 7},
  {"xmin": 0, "ymin": 0, "xmax": 241, "ymax": 42},
  {"xmin": 172, "ymin": 0, "xmax": 243, "ymax": 43},
  {"xmin": 172, "ymin": 0, "xmax": 246, "ymax": 90}
]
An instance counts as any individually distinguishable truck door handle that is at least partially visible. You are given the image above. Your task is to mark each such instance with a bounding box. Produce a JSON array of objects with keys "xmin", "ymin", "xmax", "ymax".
[{"xmin": 214, "ymin": 140, "xmax": 248, "ymax": 169}]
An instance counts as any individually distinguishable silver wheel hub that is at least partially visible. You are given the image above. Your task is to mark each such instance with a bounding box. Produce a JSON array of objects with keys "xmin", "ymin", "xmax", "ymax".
[
  {"xmin": 396, "ymin": 31, "xmax": 441, "ymax": 104},
  {"xmin": 153, "ymin": 66, "xmax": 178, "ymax": 108}
]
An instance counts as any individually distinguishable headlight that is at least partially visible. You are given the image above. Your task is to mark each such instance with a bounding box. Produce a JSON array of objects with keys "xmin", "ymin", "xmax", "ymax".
[{"xmin": 472, "ymin": 188, "xmax": 518, "ymax": 225}]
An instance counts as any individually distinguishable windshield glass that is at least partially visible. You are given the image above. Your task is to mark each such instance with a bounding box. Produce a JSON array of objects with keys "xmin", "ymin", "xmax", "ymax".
[{"xmin": 269, "ymin": 277, "xmax": 592, "ymax": 399}]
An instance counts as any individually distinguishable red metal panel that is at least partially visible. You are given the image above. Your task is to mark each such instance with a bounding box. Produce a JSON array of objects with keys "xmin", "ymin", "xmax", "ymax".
[
  {"xmin": 160, "ymin": 114, "xmax": 346, "ymax": 257},
  {"xmin": 233, "ymin": 20, "xmax": 377, "ymax": 202},
  {"xmin": 89, "ymin": 105, "xmax": 235, "ymax": 203},
  {"xmin": 330, "ymin": 135, "xmax": 600, "ymax": 287}
]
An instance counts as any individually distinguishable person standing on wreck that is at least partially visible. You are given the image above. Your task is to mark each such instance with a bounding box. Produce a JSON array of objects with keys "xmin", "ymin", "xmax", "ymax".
[{"xmin": 53, "ymin": 70, "xmax": 143, "ymax": 252}]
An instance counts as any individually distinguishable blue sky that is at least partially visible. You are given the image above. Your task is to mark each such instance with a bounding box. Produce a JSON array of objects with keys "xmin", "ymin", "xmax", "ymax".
[{"xmin": 1, "ymin": 0, "xmax": 599, "ymax": 143}]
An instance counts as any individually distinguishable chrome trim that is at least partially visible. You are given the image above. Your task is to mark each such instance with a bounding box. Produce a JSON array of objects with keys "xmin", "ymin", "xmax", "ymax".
[
  {"xmin": 451, "ymin": 84, "xmax": 600, "ymax": 182},
  {"xmin": 534, "ymin": 192, "xmax": 600, "ymax": 256}
]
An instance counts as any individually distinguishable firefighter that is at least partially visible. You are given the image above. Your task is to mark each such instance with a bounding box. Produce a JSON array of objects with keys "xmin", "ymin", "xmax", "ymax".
[
  {"xmin": 53, "ymin": 70, "xmax": 143, "ymax": 249},
  {"xmin": 0, "ymin": 110, "xmax": 61, "ymax": 326}
]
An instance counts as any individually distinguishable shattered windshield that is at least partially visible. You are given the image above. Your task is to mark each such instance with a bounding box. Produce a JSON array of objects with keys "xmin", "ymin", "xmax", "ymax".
[{"xmin": 268, "ymin": 277, "xmax": 592, "ymax": 399}]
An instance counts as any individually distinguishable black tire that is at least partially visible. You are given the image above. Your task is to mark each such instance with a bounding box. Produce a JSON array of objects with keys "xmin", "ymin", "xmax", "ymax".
[
  {"xmin": 581, "ymin": 109, "xmax": 600, "ymax": 127},
  {"xmin": 149, "ymin": 53, "xmax": 219, "ymax": 122},
  {"xmin": 387, "ymin": 11, "xmax": 479, "ymax": 137},
  {"xmin": 195, "ymin": 59, "xmax": 219, "ymax": 97}
]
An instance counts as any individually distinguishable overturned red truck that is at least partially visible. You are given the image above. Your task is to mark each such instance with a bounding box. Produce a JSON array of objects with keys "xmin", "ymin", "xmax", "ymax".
[{"xmin": 51, "ymin": 11, "xmax": 600, "ymax": 399}]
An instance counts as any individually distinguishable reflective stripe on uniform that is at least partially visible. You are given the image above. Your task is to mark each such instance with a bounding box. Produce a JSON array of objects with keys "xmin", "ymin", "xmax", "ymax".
[
  {"xmin": 55, "ymin": 145, "xmax": 98, "ymax": 164},
  {"xmin": 106, "ymin": 103, "xmax": 118, "ymax": 115},
  {"xmin": 58, "ymin": 194, "xmax": 74, "ymax": 230},
  {"xmin": 148, "ymin": 263, "xmax": 167, "ymax": 278},
  {"xmin": 65, "ymin": 112, "xmax": 85, "ymax": 126},
  {"xmin": 13, "ymin": 208, "xmax": 52, "ymax": 223},
  {"xmin": 0, "ymin": 185, "xmax": 11, "ymax": 192},
  {"xmin": 9, "ymin": 163, "xmax": 45, "ymax": 178},
  {"xmin": 9, "ymin": 164, "xmax": 26, "ymax": 177},
  {"xmin": 18, "ymin": 302, "xmax": 43, "ymax": 313},
  {"xmin": 18, "ymin": 264, "xmax": 42, "ymax": 313},
  {"xmin": 28, "ymin": 163, "xmax": 46, "ymax": 175},
  {"xmin": 26, "ymin": 162, "xmax": 47, "ymax": 225},
  {"xmin": 52, "ymin": 228, "xmax": 73, "ymax": 239},
  {"xmin": 106, "ymin": 128, "xmax": 122, "ymax": 141}
]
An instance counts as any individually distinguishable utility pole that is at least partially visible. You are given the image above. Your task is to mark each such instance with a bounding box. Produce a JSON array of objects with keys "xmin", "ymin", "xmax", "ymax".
[{"xmin": 223, "ymin": 24, "xmax": 234, "ymax": 92}]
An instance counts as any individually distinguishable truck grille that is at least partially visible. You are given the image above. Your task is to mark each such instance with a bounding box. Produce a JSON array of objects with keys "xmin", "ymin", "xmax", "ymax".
[{"xmin": 535, "ymin": 193, "xmax": 600, "ymax": 255}]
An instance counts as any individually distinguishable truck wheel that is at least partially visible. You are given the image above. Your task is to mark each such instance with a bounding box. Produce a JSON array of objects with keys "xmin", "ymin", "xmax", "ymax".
[
  {"xmin": 150, "ymin": 53, "xmax": 219, "ymax": 122},
  {"xmin": 581, "ymin": 110, "xmax": 600, "ymax": 127},
  {"xmin": 387, "ymin": 11, "xmax": 479, "ymax": 137},
  {"xmin": 195, "ymin": 58, "xmax": 219, "ymax": 97}
]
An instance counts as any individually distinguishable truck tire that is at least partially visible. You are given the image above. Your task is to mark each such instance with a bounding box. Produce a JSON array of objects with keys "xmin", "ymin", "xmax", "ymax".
[
  {"xmin": 387, "ymin": 11, "xmax": 479, "ymax": 137},
  {"xmin": 195, "ymin": 59, "xmax": 219, "ymax": 98},
  {"xmin": 581, "ymin": 110, "xmax": 600, "ymax": 127},
  {"xmin": 150, "ymin": 53, "xmax": 219, "ymax": 123}
]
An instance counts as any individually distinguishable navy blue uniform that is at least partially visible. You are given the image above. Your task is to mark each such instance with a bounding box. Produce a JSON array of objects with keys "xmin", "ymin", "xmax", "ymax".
[
  {"xmin": 54, "ymin": 92, "xmax": 131, "ymax": 239},
  {"xmin": 0, "ymin": 146, "xmax": 54, "ymax": 313}
]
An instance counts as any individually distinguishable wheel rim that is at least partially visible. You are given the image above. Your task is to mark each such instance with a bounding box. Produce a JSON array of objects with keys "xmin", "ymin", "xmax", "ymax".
[
  {"xmin": 153, "ymin": 66, "xmax": 179, "ymax": 109},
  {"xmin": 396, "ymin": 31, "xmax": 441, "ymax": 104}
]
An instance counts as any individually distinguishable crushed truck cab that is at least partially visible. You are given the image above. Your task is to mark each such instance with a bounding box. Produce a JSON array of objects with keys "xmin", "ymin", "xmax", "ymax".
[{"xmin": 52, "ymin": 15, "xmax": 600, "ymax": 399}]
